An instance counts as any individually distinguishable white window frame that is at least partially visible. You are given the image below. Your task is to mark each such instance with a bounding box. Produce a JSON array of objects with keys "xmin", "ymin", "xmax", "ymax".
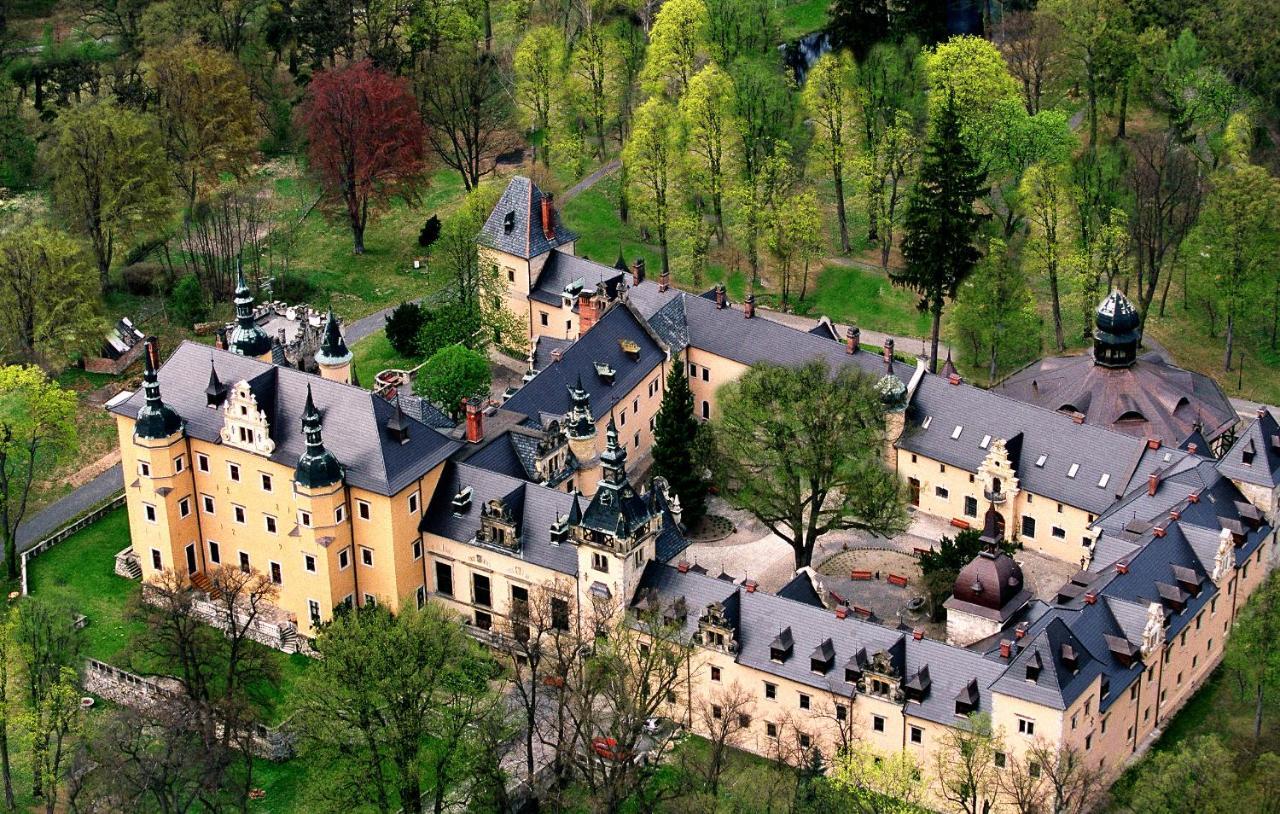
[
  {"xmin": 298, "ymin": 510, "xmax": 312, "ymax": 528},
  {"xmin": 357, "ymin": 499, "xmax": 371, "ymax": 520},
  {"xmin": 303, "ymin": 553, "xmax": 317, "ymax": 573},
  {"xmin": 335, "ymin": 505, "xmax": 346, "ymax": 524},
  {"xmin": 202, "ymin": 494, "xmax": 215, "ymax": 514},
  {"xmin": 208, "ymin": 540, "xmax": 221, "ymax": 564},
  {"xmin": 174, "ymin": 455, "xmax": 185, "ymax": 473},
  {"xmin": 264, "ymin": 514, "xmax": 277, "ymax": 534},
  {"xmin": 178, "ymin": 497, "xmax": 191, "ymax": 518},
  {"xmin": 260, "ymin": 472, "xmax": 273, "ymax": 492},
  {"xmin": 407, "ymin": 493, "xmax": 419, "ymax": 514},
  {"xmin": 232, "ymin": 504, "xmax": 246, "ymax": 525},
  {"xmin": 269, "ymin": 560, "xmax": 283, "ymax": 585},
  {"xmin": 228, "ymin": 462, "xmax": 241, "ymax": 482},
  {"xmin": 197, "ymin": 453, "xmax": 210, "ymax": 472},
  {"xmin": 360, "ymin": 547, "xmax": 374, "ymax": 567},
  {"xmin": 338, "ymin": 548, "xmax": 351, "ymax": 570},
  {"xmin": 143, "ymin": 502, "xmax": 157, "ymax": 523},
  {"xmin": 138, "ymin": 461, "xmax": 151, "ymax": 477}
]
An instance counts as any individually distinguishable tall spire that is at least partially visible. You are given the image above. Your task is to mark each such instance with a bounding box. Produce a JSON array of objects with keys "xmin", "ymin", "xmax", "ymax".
[
  {"xmin": 567, "ymin": 374, "xmax": 595, "ymax": 440},
  {"xmin": 134, "ymin": 338, "xmax": 182, "ymax": 439},
  {"xmin": 316, "ymin": 309, "xmax": 353, "ymax": 367},
  {"xmin": 600, "ymin": 414, "xmax": 627, "ymax": 486},
  {"xmin": 294, "ymin": 385, "xmax": 342, "ymax": 488},
  {"xmin": 228, "ymin": 261, "xmax": 272, "ymax": 358}
]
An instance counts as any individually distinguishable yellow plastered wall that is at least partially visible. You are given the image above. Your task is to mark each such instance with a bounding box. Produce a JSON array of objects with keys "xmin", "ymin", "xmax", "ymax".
[{"xmin": 424, "ymin": 532, "xmax": 570, "ymax": 630}]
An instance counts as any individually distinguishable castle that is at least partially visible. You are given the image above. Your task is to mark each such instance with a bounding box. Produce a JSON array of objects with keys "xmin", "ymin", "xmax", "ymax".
[{"xmin": 108, "ymin": 178, "xmax": 1279, "ymax": 810}]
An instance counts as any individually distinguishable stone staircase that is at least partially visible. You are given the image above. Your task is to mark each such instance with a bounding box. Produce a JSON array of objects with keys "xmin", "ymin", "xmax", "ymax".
[
  {"xmin": 113, "ymin": 547, "xmax": 141, "ymax": 580},
  {"xmin": 189, "ymin": 571, "xmax": 220, "ymax": 599}
]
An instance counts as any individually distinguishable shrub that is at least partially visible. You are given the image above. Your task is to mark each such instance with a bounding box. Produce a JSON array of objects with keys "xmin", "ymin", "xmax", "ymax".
[
  {"xmin": 384, "ymin": 301, "xmax": 425, "ymax": 356},
  {"xmin": 168, "ymin": 274, "xmax": 210, "ymax": 329},
  {"xmin": 416, "ymin": 302, "xmax": 481, "ymax": 358}
]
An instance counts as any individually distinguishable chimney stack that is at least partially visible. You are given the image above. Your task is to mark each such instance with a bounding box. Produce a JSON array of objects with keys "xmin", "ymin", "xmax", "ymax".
[
  {"xmin": 846, "ymin": 326, "xmax": 860, "ymax": 355},
  {"xmin": 540, "ymin": 193, "xmax": 555, "ymax": 240},
  {"xmin": 214, "ymin": 327, "xmax": 227, "ymax": 350},
  {"xmin": 999, "ymin": 639, "xmax": 1012, "ymax": 659},
  {"xmin": 631, "ymin": 258, "xmax": 646, "ymax": 287},
  {"xmin": 1259, "ymin": 405, "xmax": 1269, "ymax": 420},
  {"xmin": 883, "ymin": 338, "xmax": 894, "ymax": 371},
  {"xmin": 1148, "ymin": 471, "xmax": 1160, "ymax": 497},
  {"xmin": 658, "ymin": 265, "xmax": 670, "ymax": 293},
  {"xmin": 464, "ymin": 398, "xmax": 484, "ymax": 443},
  {"xmin": 578, "ymin": 287, "xmax": 599, "ymax": 335},
  {"xmin": 745, "ymin": 579, "xmax": 758, "ymax": 593},
  {"xmin": 744, "ymin": 293, "xmax": 755, "ymax": 319},
  {"xmin": 715, "ymin": 283, "xmax": 726, "ymax": 309},
  {"xmin": 912, "ymin": 628, "xmax": 924, "ymax": 641}
]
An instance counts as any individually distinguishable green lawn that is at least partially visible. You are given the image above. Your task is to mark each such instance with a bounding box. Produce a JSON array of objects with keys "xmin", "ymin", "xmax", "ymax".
[
  {"xmin": 352, "ymin": 332, "xmax": 424, "ymax": 390},
  {"xmin": 795, "ymin": 262, "xmax": 932, "ymax": 338},
  {"xmin": 780, "ymin": 0, "xmax": 829, "ymax": 39}
]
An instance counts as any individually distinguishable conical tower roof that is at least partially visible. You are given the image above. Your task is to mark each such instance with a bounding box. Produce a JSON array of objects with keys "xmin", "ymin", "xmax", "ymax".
[
  {"xmin": 315, "ymin": 309, "xmax": 353, "ymax": 366},
  {"xmin": 228, "ymin": 264, "xmax": 272, "ymax": 358},
  {"xmin": 134, "ymin": 340, "xmax": 183, "ymax": 440},
  {"xmin": 294, "ymin": 385, "xmax": 343, "ymax": 488}
]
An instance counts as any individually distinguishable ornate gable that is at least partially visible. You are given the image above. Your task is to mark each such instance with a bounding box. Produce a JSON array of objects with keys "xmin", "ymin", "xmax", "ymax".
[{"xmin": 221, "ymin": 380, "xmax": 275, "ymax": 455}]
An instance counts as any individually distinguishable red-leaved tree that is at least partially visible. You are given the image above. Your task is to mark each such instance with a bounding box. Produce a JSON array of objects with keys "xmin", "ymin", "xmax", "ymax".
[{"xmin": 297, "ymin": 61, "xmax": 427, "ymax": 254}]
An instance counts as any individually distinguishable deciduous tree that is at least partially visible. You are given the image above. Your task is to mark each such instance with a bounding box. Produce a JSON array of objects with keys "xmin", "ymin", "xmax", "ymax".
[
  {"xmin": 623, "ymin": 97, "xmax": 678, "ymax": 281},
  {"xmin": 950, "ymin": 238, "xmax": 1040, "ymax": 385},
  {"xmin": 0, "ymin": 223, "xmax": 99, "ymax": 371},
  {"xmin": 714, "ymin": 360, "xmax": 908, "ymax": 570},
  {"xmin": 414, "ymin": 345, "xmax": 491, "ymax": 419},
  {"xmin": 803, "ymin": 52, "xmax": 856, "ymax": 253},
  {"xmin": 13, "ymin": 598, "xmax": 83, "ymax": 799},
  {"xmin": 49, "ymin": 100, "xmax": 172, "ymax": 290},
  {"xmin": 934, "ymin": 713, "xmax": 1000, "ymax": 814},
  {"xmin": 1041, "ymin": 0, "xmax": 1133, "ymax": 149},
  {"xmin": 1021, "ymin": 161, "xmax": 1077, "ymax": 352},
  {"xmin": 1225, "ymin": 573, "xmax": 1280, "ymax": 740},
  {"xmin": 996, "ymin": 9, "xmax": 1062, "ymax": 115},
  {"xmin": 416, "ymin": 47, "xmax": 512, "ymax": 192},
  {"xmin": 514, "ymin": 26, "xmax": 565, "ymax": 167},
  {"xmin": 0, "ymin": 369, "xmax": 75, "ymax": 581},
  {"xmin": 1123, "ymin": 736, "xmax": 1239, "ymax": 814},
  {"xmin": 894, "ymin": 92, "xmax": 989, "ymax": 373},
  {"xmin": 639, "ymin": 0, "xmax": 705, "ymax": 98},
  {"xmin": 679, "ymin": 64, "xmax": 735, "ymax": 243},
  {"xmin": 297, "ymin": 60, "xmax": 426, "ymax": 253}
]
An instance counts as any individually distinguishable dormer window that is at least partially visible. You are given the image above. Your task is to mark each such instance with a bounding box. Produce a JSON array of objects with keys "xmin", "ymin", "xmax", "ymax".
[
  {"xmin": 1242, "ymin": 439, "xmax": 1256, "ymax": 466},
  {"xmin": 955, "ymin": 679, "xmax": 980, "ymax": 715},
  {"xmin": 1026, "ymin": 650, "xmax": 1043, "ymax": 683},
  {"xmin": 220, "ymin": 380, "xmax": 275, "ymax": 456},
  {"xmin": 770, "ymin": 627, "xmax": 794, "ymax": 663},
  {"xmin": 550, "ymin": 514, "xmax": 569, "ymax": 543},
  {"xmin": 811, "ymin": 639, "xmax": 834, "ymax": 674},
  {"xmin": 503, "ymin": 210, "xmax": 515, "ymax": 232},
  {"xmin": 1061, "ymin": 643, "xmax": 1079, "ymax": 672},
  {"xmin": 594, "ymin": 362, "xmax": 616, "ymax": 385},
  {"xmin": 452, "ymin": 486, "xmax": 473, "ymax": 514}
]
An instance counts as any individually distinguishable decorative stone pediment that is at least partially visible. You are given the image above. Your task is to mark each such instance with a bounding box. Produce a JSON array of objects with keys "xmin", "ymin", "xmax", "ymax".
[
  {"xmin": 1212, "ymin": 527, "xmax": 1235, "ymax": 584},
  {"xmin": 479, "ymin": 498, "xmax": 521, "ymax": 552},
  {"xmin": 221, "ymin": 380, "xmax": 275, "ymax": 455},
  {"xmin": 695, "ymin": 601, "xmax": 738, "ymax": 653},
  {"xmin": 1140, "ymin": 601, "xmax": 1165, "ymax": 658},
  {"xmin": 978, "ymin": 439, "xmax": 1020, "ymax": 503}
]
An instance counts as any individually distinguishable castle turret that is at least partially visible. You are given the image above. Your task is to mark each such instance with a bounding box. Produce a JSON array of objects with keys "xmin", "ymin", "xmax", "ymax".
[
  {"xmin": 1094, "ymin": 291, "xmax": 1140, "ymax": 369},
  {"xmin": 228, "ymin": 266, "xmax": 273, "ymax": 361},
  {"xmin": 294, "ymin": 385, "xmax": 343, "ymax": 490},
  {"xmin": 134, "ymin": 338, "xmax": 183, "ymax": 442},
  {"xmin": 315, "ymin": 310, "xmax": 354, "ymax": 384}
]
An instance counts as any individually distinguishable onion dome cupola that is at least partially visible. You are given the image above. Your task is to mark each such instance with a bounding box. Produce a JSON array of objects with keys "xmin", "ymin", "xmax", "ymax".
[
  {"xmin": 1094, "ymin": 291, "xmax": 1141, "ymax": 369},
  {"xmin": 566, "ymin": 375, "xmax": 595, "ymax": 440},
  {"xmin": 294, "ymin": 385, "xmax": 343, "ymax": 489},
  {"xmin": 228, "ymin": 265, "xmax": 273, "ymax": 359},
  {"xmin": 315, "ymin": 309, "xmax": 353, "ymax": 367},
  {"xmin": 134, "ymin": 339, "xmax": 183, "ymax": 440}
]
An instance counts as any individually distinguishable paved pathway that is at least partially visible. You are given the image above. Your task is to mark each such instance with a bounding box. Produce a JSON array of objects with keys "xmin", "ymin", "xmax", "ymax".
[
  {"xmin": 344, "ymin": 301, "xmax": 410, "ymax": 345},
  {"xmin": 754, "ymin": 299, "xmax": 953, "ymax": 365},
  {"xmin": 15, "ymin": 465, "xmax": 124, "ymax": 550},
  {"xmin": 560, "ymin": 158, "xmax": 621, "ymax": 204}
]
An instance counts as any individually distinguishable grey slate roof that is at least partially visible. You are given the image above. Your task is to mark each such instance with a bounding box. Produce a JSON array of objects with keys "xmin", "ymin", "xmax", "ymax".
[
  {"xmin": 477, "ymin": 177, "xmax": 577, "ymax": 259},
  {"xmin": 531, "ymin": 336, "xmax": 573, "ymax": 372},
  {"xmin": 396, "ymin": 393, "xmax": 457, "ymax": 430},
  {"xmin": 646, "ymin": 294, "xmax": 689, "ymax": 353},
  {"xmin": 503, "ymin": 305, "xmax": 667, "ymax": 424},
  {"xmin": 900, "ymin": 374, "xmax": 1172, "ymax": 515},
  {"xmin": 420, "ymin": 461, "xmax": 582, "ymax": 575},
  {"xmin": 986, "ymin": 617, "xmax": 1105, "ymax": 711},
  {"xmin": 531, "ymin": 250, "xmax": 626, "ymax": 306},
  {"xmin": 110, "ymin": 342, "xmax": 460, "ymax": 495},
  {"xmin": 1218, "ymin": 409, "xmax": 1280, "ymax": 487}
]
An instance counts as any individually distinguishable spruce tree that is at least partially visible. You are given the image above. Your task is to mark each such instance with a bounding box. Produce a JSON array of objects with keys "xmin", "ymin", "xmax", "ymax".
[
  {"xmin": 893, "ymin": 91, "xmax": 990, "ymax": 373},
  {"xmin": 651, "ymin": 360, "xmax": 707, "ymax": 529}
]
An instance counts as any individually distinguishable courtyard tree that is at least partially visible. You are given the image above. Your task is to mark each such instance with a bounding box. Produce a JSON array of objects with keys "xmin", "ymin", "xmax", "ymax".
[
  {"xmin": 713, "ymin": 360, "xmax": 908, "ymax": 570},
  {"xmin": 49, "ymin": 100, "xmax": 172, "ymax": 291},
  {"xmin": 679, "ymin": 64, "xmax": 736, "ymax": 243},
  {"xmin": 297, "ymin": 60, "xmax": 427, "ymax": 254},
  {"xmin": 950, "ymin": 238, "xmax": 1040, "ymax": 385},
  {"xmin": 413, "ymin": 345, "xmax": 491, "ymax": 419},
  {"xmin": 0, "ymin": 368, "xmax": 76, "ymax": 581},
  {"xmin": 294, "ymin": 602, "xmax": 501, "ymax": 814},
  {"xmin": 1004, "ymin": 739, "xmax": 1104, "ymax": 814},
  {"xmin": 694, "ymin": 681, "xmax": 755, "ymax": 797},
  {"xmin": 652, "ymin": 360, "xmax": 708, "ymax": 530},
  {"xmin": 894, "ymin": 92, "xmax": 990, "ymax": 373},
  {"xmin": 145, "ymin": 40, "xmax": 260, "ymax": 210},
  {"xmin": 513, "ymin": 26, "xmax": 565, "ymax": 166},
  {"xmin": 623, "ymin": 97, "xmax": 678, "ymax": 282},
  {"xmin": 0, "ymin": 223, "xmax": 100, "ymax": 371},
  {"xmin": 417, "ymin": 47, "xmax": 512, "ymax": 192},
  {"xmin": 803, "ymin": 51, "xmax": 856, "ymax": 253}
]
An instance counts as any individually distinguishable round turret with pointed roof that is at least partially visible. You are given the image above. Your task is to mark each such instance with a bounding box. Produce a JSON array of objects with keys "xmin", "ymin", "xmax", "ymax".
[
  {"xmin": 228, "ymin": 266, "xmax": 272, "ymax": 358},
  {"xmin": 294, "ymin": 385, "xmax": 343, "ymax": 488},
  {"xmin": 315, "ymin": 309, "xmax": 353, "ymax": 367},
  {"xmin": 134, "ymin": 339, "xmax": 183, "ymax": 440}
]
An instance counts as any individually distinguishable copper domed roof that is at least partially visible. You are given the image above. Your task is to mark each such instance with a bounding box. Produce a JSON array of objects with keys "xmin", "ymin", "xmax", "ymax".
[{"xmin": 952, "ymin": 550, "xmax": 1025, "ymax": 611}]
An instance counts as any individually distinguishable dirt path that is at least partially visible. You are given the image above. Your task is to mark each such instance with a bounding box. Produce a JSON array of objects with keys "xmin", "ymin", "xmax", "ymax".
[{"xmin": 561, "ymin": 159, "xmax": 621, "ymax": 204}]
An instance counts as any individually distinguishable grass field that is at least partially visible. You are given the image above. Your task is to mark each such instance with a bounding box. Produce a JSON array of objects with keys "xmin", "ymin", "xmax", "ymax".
[
  {"xmin": 352, "ymin": 331, "xmax": 423, "ymax": 390},
  {"xmin": 780, "ymin": 0, "xmax": 829, "ymax": 39}
]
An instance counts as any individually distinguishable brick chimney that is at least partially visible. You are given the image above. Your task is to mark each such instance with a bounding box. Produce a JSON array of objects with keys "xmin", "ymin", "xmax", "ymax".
[
  {"xmin": 745, "ymin": 579, "xmax": 758, "ymax": 593},
  {"xmin": 999, "ymin": 639, "xmax": 1012, "ymax": 659},
  {"xmin": 678, "ymin": 560, "xmax": 690, "ymax": 573},
  {"xmin": 214, "ymin": 327, "xmax": 227, "ymax": 350},
  {"xmin": 1148, "ymin": 471, "xmax": 1160, "ymax": 497},
  {"xmin": 464, "ymin": 398, "xmax": 483, "ymax": 443},
  {"xmin": 912, "ymin": 628, "xmax": 924, "ymax": 641},
  {"xmin": 715, "ymin": 283, "xmax": 726, "ymax": 309},
  {"xmin": 846, "ymin": 326, "xmax": 860, "ymax": 355},
  {"xmin": 631, "ymin": 258, "xmax": 646, "ymax": 287},
  {"xmin": 578, "ymin": 288, "xmax": 599, "ymax": 335},
  {"xmin": 540, "ymin": 193, "xmax": 555, "ymax": 240},
  {"xmin": 744, "ymin": 293, "xmax": 755, "ymax": 318},
  {"xmin": 835, "ymin": 606, "xmax": 847, "ymax": 619},
  {"xmin": 658, "ymin": 266, "xmax": 670, "ymax": 293}
]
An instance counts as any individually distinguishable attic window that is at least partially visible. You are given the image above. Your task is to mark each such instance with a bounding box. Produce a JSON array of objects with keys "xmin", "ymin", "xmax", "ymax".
[
  {"xmin": 810, "ymin": 639, "xmax": 835, "ymax": 674},
  {"xmin": 1242, "ymin": 439, "xmax": 1256, "ymax": 466},
  {"xmin": 451, "ymin": 486, "xmax": 473, "ymax": 514},
  {"xmin": 549, "ymin": 514, "xmax": 569, "ymax": 544},
  {"xmin": 979, "ymin": 434, "xmax": 991, "ymax": 449},
  {"xmin": 1098, "ymin": 473, "xmax": 1110, "ymax": 488},
  {"xmin": 594, "ymin": 362, "xmax": 616, "ymax": 385},
  {"xmin": 503, "ymin": 211, "xmax": 515, "ymax": 232},
  {"xmin": 1035, "ymin": 454, "xmax": 1047, "ymax": 468},
  {"xmin": 1025, "ymin": 651, "xmax": 1043, "ymax": 683},
  {"xmin": 921, "ymin": 416, "xmax": 933, "ymax": 429},
  {"xmin": 951, "ymin": 425, "xmax": 963, "ymax": 439},
  {"xmin": 1061, "ymin": 643, "xmax": 1079, "ymax": 672},
  {"xmin": 618, "ymin": 339, "xmax": 641, "ymax": 361},
  {"xmin": 770, "ymin": 627, "xmax": 794, "ymax": 663},
  {"xmin": 1067, "ymin": 463, "xmax": 1079, "ymax": 479}
]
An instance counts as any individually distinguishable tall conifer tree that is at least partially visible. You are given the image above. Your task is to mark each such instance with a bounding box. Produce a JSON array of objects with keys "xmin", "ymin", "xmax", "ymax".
[
  {"xmin": 894, "ymin": 92, "xmax": 990, "ymax": 372},
  {"xmin": 651, "ymin": 360, "xmax": 707, "ymax": 529}
]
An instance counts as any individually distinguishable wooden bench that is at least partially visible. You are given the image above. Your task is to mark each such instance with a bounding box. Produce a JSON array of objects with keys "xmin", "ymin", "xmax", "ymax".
[
  {"xmin": 829, "ymin": 589, "xmax": 846, "ymax": 605},
  {"xmin": 887, "ymin": 573, "xmax": 909, "ymax": 588},
  {"xmin": 850, "ymin": 569, "xmax": 873, "ymax": 581},
  {"xmin": 912, "ymin": 547, "xmax": 931, "ymax": 558},
  {"xmin": 950, "ymin": 518, "xmax": 971, "ymax": 529}
]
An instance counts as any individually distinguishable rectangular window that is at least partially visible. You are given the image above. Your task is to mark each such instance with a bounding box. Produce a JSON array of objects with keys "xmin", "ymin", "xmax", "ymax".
[
  {"xmin": 308, "ymin": 600, "xmax": 321, "ymax": 626},
  {"xmin": 151, "ymin": 549, "xmax": 162, "ymax": 570},
  {"xmin": 551, "ymin": 597, "xmax": 570, "ymax": 631},
  {"xmin": 1018, "ymin": 718, "xmax": 1035, "ymax": 736},
  {"xmin": 964, "ymin": 495, "xmax": 977, "ymax": 517},
  {"xmin": 935, "ymin": 485, "xmax": 949, "ymax": 499},
  {"xmin": 197, "ymin": 453, "xmax": 209, "ymax": 472},
  {"xmin": 360, "ymin": 547, "xmax": 373, "ymax": 567},
  {"xmin": 208, "ymin": 541, "xmax": 221, "ymax": 564},
  {"xmin": 799, "ymin": 733, "xmax": 811, "ymax": 748},
  {"xmin": 260, "ymin": 473, "xmax": 272, "ymax": 492},
  {"xmin": 304, "ymin": 554, "xmax": 316, "ymax": 573},
  {"xmin": 1052, "ymin": 526, "xmax": 1066, "ymax": 540},
  {"xmin": 357, "ymin": 500, "xmax": 371, "ymax": 520},
  {"xmin": 338, "ymin": 548, "xmax": 350, "ymax": 570},
  {"xmin": 138, "ymin": 461, "xmax": 151, "ymax": 477},
  {"xmin": 764, "ymin": 682, "xmax": 777, "ymax": 700},
  {"xmin": 711, "ymin": 666, "xmax": 721, "ymax": 682},
  {"xmin": 408, "ymin": 493, "xmax": 419, "ymax": 514},
  {"xmin": 270, "ymin": 561, "xmax": 282, "ymax": 585},
  {"xmin": 799, "ymin": 693, "xmax": 811, "ymax": 710},
  {"xmin": 702, "ymin": 401, "xmax": 709, "ymax": 420},
  {"xmin": 178, "ymin": 497, "xmax": 191, "ymax": 518},
  {"xmin": 540, "ymin": 312, "xmax": 548, "ymax": 326},
  {"xmin": 264, "ymin": 514, "xmax": 277, "ymax": 534},
  {"xmin": 591, "ymin": 552, "xmax": 609, "ymax": 572},
  {"xmin": 416, "ymin": 585, "xmax": 427, "ymax": 609},
  {"xmin": 298, "ymin": 510, "xmax": 312, "ymax": 527},
  {"xmin": 202, "ymin": 494, "xmax": 215, "ymax": 514},
  {"xmin": 436, "ymin": 562, "xmax": 454, "ymax": 595},
  {"xmin": 620, "ymin": 409, "xmax": 626, "ymax": 426},
  {"xmin": 689, "ymin": 363, "xmax": 697, "ymax": 377},
  {"xmin": 365, "ymin": 594, "xmax": 377, "ymax": 607},
  {"xmin": 712, "ymin": 704, "xmax": 723, "ymax": 720},
  {"xmin": 836, "ymin": 704, "xmax": 848, "ymax": 721},
  {"xmin": 910, "ymin": 726, "xmax": 923, "ymax": 744},
  {"xmin": 174, "ymin": 455, "xmax": 185, "ymax": 473},
  {"xmin": 701, "ymin": 368, "xmax": 709, "ymax": 382},
  {"xmin": 1022, "ymin": 516, "xmax": 1036, "ymax": 538},
  {"xmin": 634, "ymin": 431, "xmax": 640, "ymax": 449},
  {"xmin": 995, "ymin": 752, "xmax": 1006, "ymax": 768},
  {"xmin": 238, "ymin": 551, "xmax": 250, "ymax": 573},
  {"xmin": 233, "ymin": 505, "xmax": 246, "ymax": 524},
  {"xmin": 873, "ymin": 715, "xmax": 885, "ymax": 732},
  {"xmin": 412, "ymin": 540, "xmax": 423, "ymax": 560},
  {"xmin": 473, "ymin": 573, "xmax": 491, "ymax": 607},
  {"xmin": 143, "ymin": 503, "xmax": 157, "ymax": 523},
  {"xmin": 766, "ymin": 722, "xmax": 778, "ymax": 739},
  {"xmin": 633, "ymin": 397, "xmax": 639, "ymax": 413},
  {"xmin": 228, "ymin": 463, "xmax": 240, "ymax": 482},
  {"xmin": 474, "ymin": 610, "xmax": 492, "ymax": 630},
  {"xmin": 335, "ymin": 505, "xmax": 346, "ymax": 524}
]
